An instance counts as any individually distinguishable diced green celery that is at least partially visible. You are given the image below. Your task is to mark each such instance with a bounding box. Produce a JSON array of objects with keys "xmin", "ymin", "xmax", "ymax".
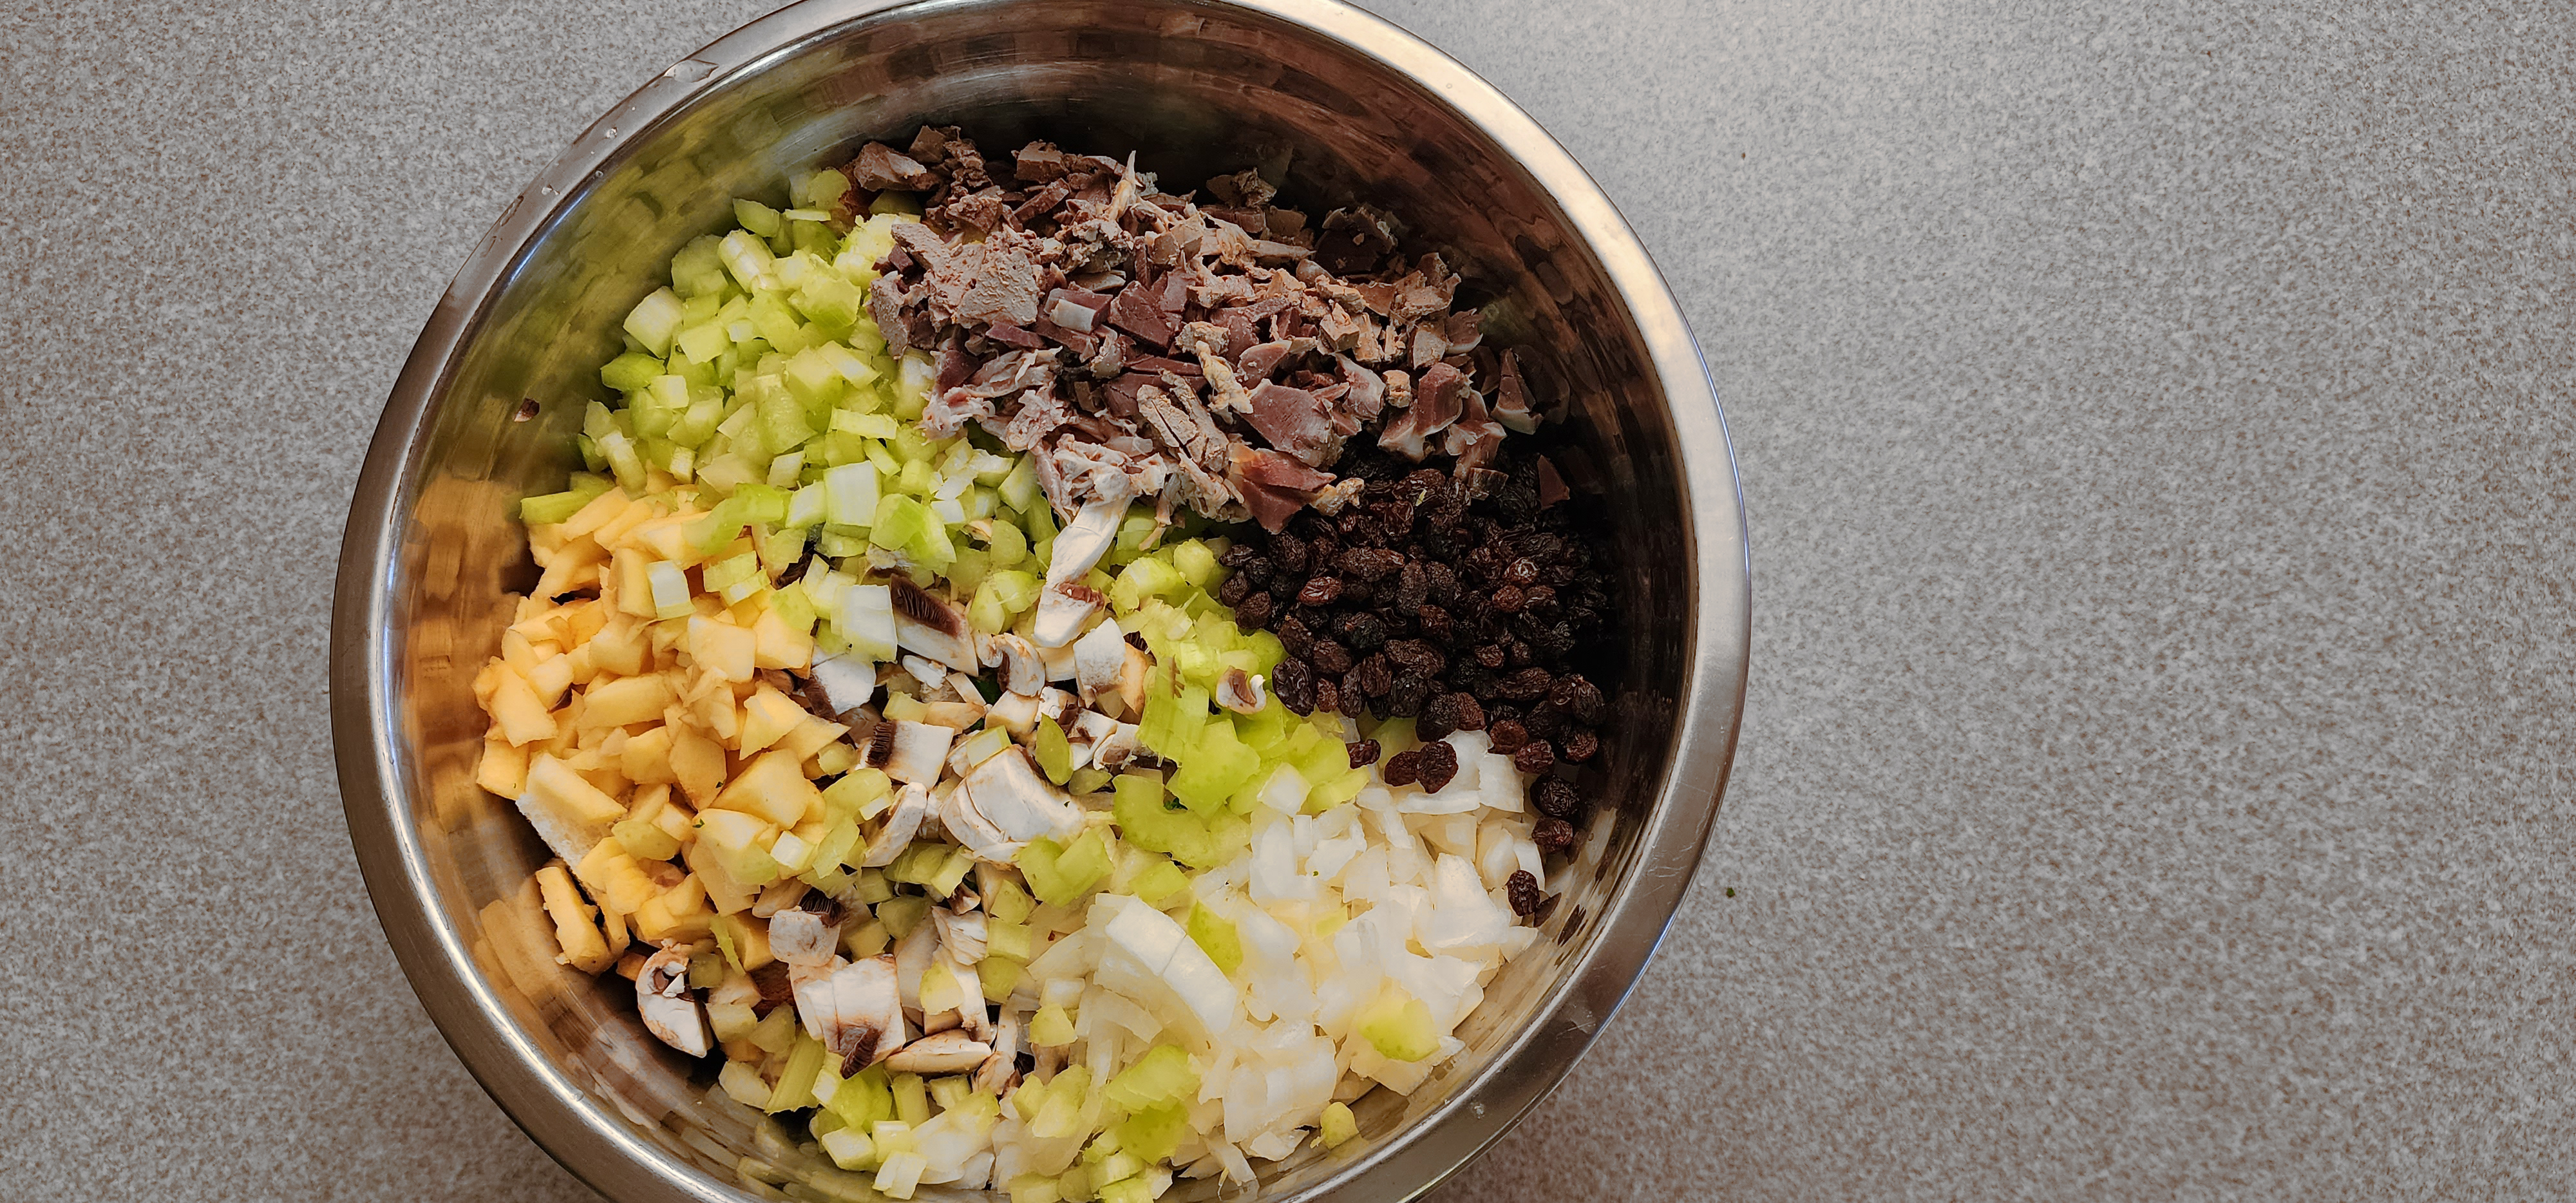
[
  {"xmin": 1103, "ymin": 1045, "xmax": 1198, "ymax": 1111},
  {"xmin": 1359, "ymin": 987, "xmax": 1441, "ymax": 1061},
  {"xmin": 1171, "ymin": 540, "xmax": 1220, "ymax": 591},
  {"xmin": 623, "ymin": 287, "xmax": 686, "ymax": 355},
  {"xmin": 703, "ymin": 551, "xmax": 761, "ymax": 594},
  {"xmin": 825, "ymin": 462, "xmax": 880, "ymax": 527},
  {"xmin": 1066, "ymin": 766, "xmax": 1112, "ymax": 797},
  {"xmin": 1016, "ymin": 828, "xmax": 1112, "ymax": 907},
  {"xmin": 996, "ymin": 457, "xmax": 1041, "ymax": 514},
  {"xmin": 978, "ymin": 957, "xmax": 1021, "ymax": 1002},
  {"xmin": 1317, "ymin": 1101, "xmax": 1358, "ymax": 1149},
  {"xmin": 827, "ymin": 1065, "xmax": 895, "ymax": 1130},
  {"xmin": 612, "ymin": 817, "xmax": 679, "ymax": 862},
  {"xmin": 1108, "ymin": 556, "xmax": 1182, "ymax": 612},
  {"xmin": 891, "ymin": 1073, "xmax": 931, "ymax": 1126},
  {"xmin": 870, "ymin": 494, "xmax": 929, "ymax": 551},
  {"xmin": 1112, "ymin": 775, "xmax": 1222, "ymax": 868},
  {"xmin": 1167, "ymin": 720, "xmax": 1258, "ymax": 814},
  {"xmin": 795, "ymin": 168, "xmax": 851, "ymax": 211},
  {"xmin": 1032, "ymin": 717, "xmax": 1073, "ymax": 785},
  {"xmin": 795, "ymin": 271, "xmax": 864, "ymax": 329},
  {"xmin": 876, "ymin": 895, "xmax": 930, "ymax": 938},
  {"xmin": 1112, "ymin": 1103, "xmax": 1189, "ymax": 1163},
  {"xmin": 600, "ymin": 351, "xmax": 665, "ymax": 394},
  {"xmin": 1095, "ymin": 1176, "xmax": 1151, "ymax": 1203},
  {"xmin": 768, "ymin": 1033, "xmax": 829, "ymax": 1112},
  {"xmin": 671, "ymin": 235, "xmax": 730, "ymax": 298},
  {"xmin": 1186, "ymin": 904, "xmax": 1244, "ymax": 976},
  {"xmin": 1137, "ymin": 681, "xmax": 1208, "ymax": 765},
  {"xmin": 822, "ymin": 768, "xmax": 890, "ymax": 820},
  {"xmin": 1028, "ymin": 1004, "xmax": 1076, "ymax": 1047},
  {"xmin": 519, "ymin": 479, "xmax": 609, "ymax": 526},
  {"xmin": 1128, "ymin": 857, "xmax": 1188, "ymax": 906},
  {"xmin": 1307, "ymin": 766, "xmax": 1369, "ymax": 810},
  {"xmin": 734, "ymin": 197, "xmax": 784, "ymax": 237}
]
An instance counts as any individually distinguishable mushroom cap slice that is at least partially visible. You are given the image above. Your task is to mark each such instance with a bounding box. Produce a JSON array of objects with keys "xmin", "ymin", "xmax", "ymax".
[
  {"xmin": 806, "ymin": 654, "xmax": 879, "ymax": 718},
  {"xmin": 1072, "ymin": 621, "xmax": 1129, "ymax": 705},
  {"xmin": 961, "ymin": 746, "xmax": 1086, "ymax": 844},
  {"xmin": 938, "ymin": 779, "xmax": 1026, "ymax": 864},
  {"xmin": 988, "ymin": 633, "xmax": 1045, "ymax": 697},
  {"xmin": 882, "ymin": 720, "xmax": 959, "ymax": 786},
  {"xmin": 768, "ymin": 906, "xmax": 842, "ymax": 967},
  {"xmin": 791, "ymin": 953, "xmax": 909, "ymax": 1071},
  {"xmin": 882, "ymin": 1029, "xmax": 994, "ymax": 1075},
  {"xmin": 861, "ymin": 782, "xmax": 933, "ymax": 866},
  {"xmin": 636, "ymin": 946, "xmax": 712, "ymax": 1057},
  {"xmin": 1215, "ymin": 667, "xmax": 1267, "ymax": 714}
]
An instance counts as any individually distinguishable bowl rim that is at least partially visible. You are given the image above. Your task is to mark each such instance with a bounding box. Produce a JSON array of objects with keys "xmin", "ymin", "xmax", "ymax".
[{"xmin": 332, "ymin": 1, "xmax": 1750, "ymax": 1198}]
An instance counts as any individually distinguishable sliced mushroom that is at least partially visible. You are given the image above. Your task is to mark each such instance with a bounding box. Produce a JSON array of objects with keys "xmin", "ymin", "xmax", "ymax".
[
  {"xmin": 1090, "ymin": 721, "xmax": 1144, "ymax": 772},
  {"xmin": 1045, "ymin": 493, "xmax": 1131, "ymax": 595},
  {"xmin": 945, "ymin": 671, "xmax": 992, "ymax": 715},
  {"xmin": 1215, "ymin": 668, "xmax": 1267, "ymax": 714},
  {"xmin": 962, "ymin": 746, "xmax": 1087, "ymax": 844},
  {"xmin": 768, "ymin": 902, "xmax": 844, "ymax": 967},
  {"xmin": 1072, "ymin": 621, "xmax": 1129, "ymax": 705},
  {"xmin": 790, "ymin": 953, "xmax": 909, "ymax": 1073},
  {"xmin": 933, "ymin": 905, "xmax": 989, "ymax": 964},
  {"xmin": 882, "ymin": 721, "xmax": 958, "ymax": 786},
  {"xmin": 749, "ymin": 877, "xmax": 810, "ymax": 918},
  {"xmin": 988, "ymin": 633, "xmax": 1045, "ymax": 696},
  {"xmin": 861, "ymin": 782, "xmax": 932, "ymax": 866},
  {"xmin": 1040, "ymin": 638, "xmax": 1081, "ymax": 683},
  {"xmin": 1036, "ymin": 687, "xmax": 1082, "ymax": 730},
  {"xmin": 987, "ymin": 690, "xmax": 1041, "ymax": 736},
  {"xmin": 939, "ymin": 779, "xmax": 1027, "ymax": 864},
  {"xmin": 1032, "ymin": 581, "xmax": 1109, "ymax": 649},
  {"xmin": 974, "ymin": 1007, "xmax": 1025, "ymax": 1096},
  {"xmin": 635, "ymin": 945, "xmax": 712, "ymax": 1057},
  {"xmin": 889, "ymin": 575, "xmax": 981, "ymax": 671},
  {"xmin": 894, "ymin": 919, "xmax": 940, "ymax": 1023},
  {"xmin": 1117, "ymin": 643, "xmax": 1152, "ymax": 715},
  {"xmin": 806, "ymin": 654, "xmax": 879, "ymax": 719},
  {"xmin": 882, "ymin": 1029, "xmax": 994, "ymax": 1075},
  {"xmin": 900, "ymin": 654, "xmax": 949, "ymax": 692}
]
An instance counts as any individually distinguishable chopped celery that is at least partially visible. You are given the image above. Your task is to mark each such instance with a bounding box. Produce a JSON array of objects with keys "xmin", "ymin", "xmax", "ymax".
[
  {"xmin": 1316, "ymin": 1101, "xmax": 1358, "ymax": 1149},
  {"xmin": 1185, "ymin": 903, "xmax": 1243, "ymax": 976},
  {"xmin": 1032, "ymin": 716, "xmax": 1073, "ymax": 785},
  {"xmin": 1017, "ymin": 828, "xmax": 1112, "ymax": 907}
]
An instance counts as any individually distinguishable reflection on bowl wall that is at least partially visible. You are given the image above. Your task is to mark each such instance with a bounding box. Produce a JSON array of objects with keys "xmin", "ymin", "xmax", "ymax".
[{"xmin": 332, "ymin": 1, "xmax": 1749, "ymax": 1198}]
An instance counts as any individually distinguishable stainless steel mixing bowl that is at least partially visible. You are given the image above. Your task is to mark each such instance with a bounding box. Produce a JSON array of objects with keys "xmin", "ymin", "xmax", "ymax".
[{"xmin": 332, "ymin": 0, "xmax": 1749, "ymax": 1197}]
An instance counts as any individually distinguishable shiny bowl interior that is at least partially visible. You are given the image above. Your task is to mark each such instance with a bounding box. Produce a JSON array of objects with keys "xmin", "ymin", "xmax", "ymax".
[{"xmin": 332, "ymin": 0, "xmax": 1749, "ymax": 1198}]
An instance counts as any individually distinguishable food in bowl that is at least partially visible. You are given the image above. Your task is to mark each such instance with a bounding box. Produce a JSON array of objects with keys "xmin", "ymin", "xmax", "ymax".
[{"xmin": 469, "ymin": 126, "xmax": 1616, "ymax": 1200}]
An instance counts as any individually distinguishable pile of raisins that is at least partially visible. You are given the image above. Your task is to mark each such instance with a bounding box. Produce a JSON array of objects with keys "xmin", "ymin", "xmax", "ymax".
[{"xmin": 1217, "ymin": 445, "xmax": 1616, "ymax": 856}]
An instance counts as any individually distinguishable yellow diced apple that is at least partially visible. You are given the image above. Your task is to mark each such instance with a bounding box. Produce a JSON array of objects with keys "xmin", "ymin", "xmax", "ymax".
[
  {"xmin": 714, "ymin": 911, "xmax": 775, "ymax": 971},
  {"xmin": 488, "ymin": 667, "xmax": 558, "ymax": 747},
  {"xmin": 526, "ymin": 653, "xmax": 574, "ymax": 710},
  {"xmin": 737, "ymin": 687, "xmax": 806, "ymax": 755},
  {"xmin": 525, "ymin": 755, "xmax": 627, "ymax": 826},
  {"xmin": 685, "ymin": 829, "xmax": 762, "ymax": 914},
  {"xmin": 777, "ymin": 715, "xmax": 849, "ymax": 764},
  {"xmin": 620, "ymin": 725, "xmax": 677, "ymax": 784},
  {"xmin": 561, "ymin": 488, "xmax": 632, "ymax": 539},
  {"xmin": 714, "ymin": 748, "xmax": 824, "ymax": 826},
  {"xmin": 576, "ymin": 839, "xmax": 661, "ymax": 916},
  {"xmin": 590, "ymin": 616, "xmax": 648, "ymax": 677},
  {"xmin": 535, "ymin": 864, "xmax": 617, "ymax": 974},
  {"xmin": 692, "ymin": 684, "xmax": 741, "ymax": 744},
  {"xmin": 580, "ymin": 674, "xmax": 675, "ymax": 730},
  {"xmin": 476, "ymin": 734, "xmax": 528, "ymax": 799},
  {"xmin": 670, "ymin": 726, "xmax": 726, "ymax": 807},
  {"xmin": 613, "ymin": 548, "xmax": 657, "ymax": 618},
  {"xmin": 751, "ymin": 607, "xmax": 812, "ymax": 670},
  {"xmin": 689, "ymin": 615, "xmax": 757, "ymax": 683}
]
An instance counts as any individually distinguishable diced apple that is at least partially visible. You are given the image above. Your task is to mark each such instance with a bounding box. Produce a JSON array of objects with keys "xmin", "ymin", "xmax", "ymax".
[
  {"xmin": 752, "ymin": 605, "xmax": 814, "ymax": 670},
  {"xmin": 579, "ymin": 674, "xmax": 675, "ymax": 730},
  {"xmin": 536, "ymin": 863, "xmax": 618, "ymax": 974},
  {"xmin": 477, "ymin": 734, "xmax": 529, "ymax": 799},
  {"xmin": 690, "ymin": 615, "xmax": 757, "ymax": 683},
  {"xmin": 516, "ymin": 754, "xmax": 626, "ymax": 865},
  {"xmin": 488, "ymin": 666, "xmax": 558, "ymax": 747},
  {"xmin": 716, "ymin": 748, "xmax": 826, "ymax": 826},
  {"xmin": 670, "ymin": 726, "xmax": 726, "ymax": 806},
  {"xmin": 619, "ymin": 725, "xmax": 676, "ymax": 784},
  {"xmin": 738, "ymin": 687, "xmax": 807, "ymax": 755},
  {"xmin": 576, "ymin": 838, "xmax": 662, "ymax": 916}
]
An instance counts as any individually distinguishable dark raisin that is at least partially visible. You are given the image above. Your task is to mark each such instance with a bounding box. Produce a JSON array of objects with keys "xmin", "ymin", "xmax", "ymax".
[
  {"xmin": 1298, "ymin": 576, "xmax": 1343, "ymax": 607},
  {"xmin": 1218, "ymin": 573, "xmax": 1253, "ymax": 607},
  {"xmin": 1503, "ymin": 557, "xmax": 1541, "ymax": 587},
  {"xmin": 1382, "ymin": 749, "xmax": 1421, "ymax": 787},
  {"xmin": 1337, "ymin": 547, "xmax": 1403, "ymax": 581},
  {"xmin": 1473, "ymin": 643, "xmax": 1509, "ymax": 669},
  {"xmin": 1497, "ymin": 667, "xmax": 1555, "ymax": 701},
  {"xmin": 1356, "ymin": 654, "xmax": 1393, "ymax": 698},
  {"xmin": 1507, "ymin": 639, "xmax": 1535, "ymax": 668},
  {"xmin": 1533, "ymin": 816, "xmax": 1576, "ymax": 853},
  {"xmin": 1273, "ymin": 658, "xmax": 1316, "ymax": 714},
  {"xmin": 1561, "ymin": 728, "xmax": 1600, "ymax": 763},
  {"xmin": 1218, "ymin": 542, "xmax": 1258, "ymax": 569},
  {"xmin": 1386, "ymin": 638, "xmax": 1446, "ymax": 678},
  {"xmin": 1336, "ymin": 578, "xmax": 1375, "ymax": 605},
  {"xmin": 1387, "ymin": 676, "xmax": 1432, "ymax": 717},
  {"xmin": 1414, "ymin": 740, "xmax": 1460, "ymax": 792},
  {"xmin": 1417, "ymin": 605, "xmax": 1455, "ymax": 643},
  {"xmin": 1239, "ymin": 557, "xmax": 1274, "ymax": 586},
  {"xmin": 1448, "ymin": 693, "xmax": 1486, "ymax": 731},
  {"xmin": 1513, "ymin": 740, "xmax": 1557, "ymax": 775},
  {"xmin": 1490, "ymin": 585, "xmax": 1526, "ymax": 613},
  {"xmin": 1393, "ymin": 562, "xmax": 1431, "ymax": 614},
  {"xmin": 1310, "ymin": 639, "xmax": 1353, "ymax": 676},
  {"xmin": 1417, "ymin": 709, "xmax": 1455, "ymax": 743},
  {"xmin": 1524, "ymin": 701, "xmax": 1567, "ymax": 739},
  {"xmin": 1421, "ymin": 692, "xmax": 1479, "ymax": 740},
  {"xmin": 1424, "ymin": 562, "xmax": 1459, "ymax": 604},
  {"xmin": 1314, "ymin": 677, "xmax": 1343, "ymax": 715},
  {"xmin": 1552, "ymin": 674, "xmax": 1607, "ymax": 725},
  {"xmin": 1269, "ymin": 533, "xmax": 1309, "ymax": 574},
  {"xmin": 1334, "ymin": 612, "xmax": 1388, "ymax": 652},
  {"xmin": 1506, "ymin": 870, "xmax": 1542, "ymax": 916},
  {"xmin": 1487, "ymin": 719, "xmax": 1530, "ymax": 753},
  {"xmin": 1533, "ymin": 778, "xmax": 1582, "ymax": 820},
  {"xmin": 1348, "ymin": 739, "xmax": 1381, "ymax": 769},
  {"xmin": 1522, "ymin": 585, "xmax": 1557, "ymax": 615},
  {"xmin": 1232, "ymin": 591, "xmax": 1274, "ymax": 631},
  {"xmin": 1277, "ymin": 614, "xmax": 1314, "ymax": 657}
]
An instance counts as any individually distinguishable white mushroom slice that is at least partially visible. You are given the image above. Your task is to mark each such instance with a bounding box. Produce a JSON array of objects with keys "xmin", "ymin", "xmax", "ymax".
[
  {"xmin": 1032, "ymin": 582, "xmax": 1108, "ymax": 649},
  {"xmin": 882, "ymin": 720, "xmax": 958, "ymax": 786},
  {"xmin": 894, "ymin": 920, "xmax": 940, "ymax": 1020},
  {"xmin": 1072, "ymin": 621, "xmax": 1130, "ymax": 705},
  {"xmin": 889, "ymin": 576, "xmax": 981, "ymax": 671},
  {"xmin": 861, "ymin": 782, "xmax": 932, "ymax": 866},
  {"xmin": 989, "ymin": 633, "xmax": 1045, "ymax": 696},
  {"xmin": 1040, "ymin": 639, "xmax": 1081, "ymax": 683},
  {"xmin": 987, "ymin": 690, "xmax": 1041, "ymax": 736},
  {"xmin": 635, "ymin": 946, "xmax": 712, "ymax": 1057},
  {"xmin": 945, "ymin": 671, "xmax": 991, "ymax": 714},
  {"xmin": 962, "ymin": 746, "xmax": 1087, "ymax": 843},
  {"xmin": 1090, "ymin": 721, "xmax": 1144, "ymax": 772},
  {"xmin": 1046, "ymin": 493, "xmax": 1130, "ymax": 592},
  {"xmin": 1215, "ymin": 668, "xmax": 1267, "ymax": 714},
  {"xmin": 790, "ymin": 953, "xmax": 909, "ymax": 1072},
  {"xmin": 933, "ymin": 905, "xmax": 989, "ymax": 964},
  {"xmin": 974, "ymin": 1008, "xmax": 1024, "ymax": 1096},
  {"xmin": 939, "ymin": 779, "xmax": 1025, "ymax": 864},
  {"xmin": 900, "ymin": 654, "xmax": 948, "ymax": 691},
  {"xmin": 768, "ymin": 901, "xmax": 844, "ymax": 967},
  {"xmin": 950, "ymin": 944, "xmax": 996, "ymax": 1041},
  {"xmin": 807, "ymin": 654, "xmax": 879, "ymax": 717},
  {"xmin": 1117, "ymin": 644, "xmax": 1151, "ymax": 715},
  {"xmin": 1072, "ymin": 709, "xmax": 1121, "ymax": 744},
  {"xmin": 1036, "ymin": 687, "xmax": 1082, "ymax": 729},
  {"xmin": 882, "ymin": 1030, "xmax": 994, "ymax": 1075}
]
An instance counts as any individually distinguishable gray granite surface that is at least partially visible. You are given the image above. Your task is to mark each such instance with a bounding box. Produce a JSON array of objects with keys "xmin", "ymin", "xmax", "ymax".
[{"xmin": 5, "ymin": 0, "xmax": 2570, "ymax": 1198}]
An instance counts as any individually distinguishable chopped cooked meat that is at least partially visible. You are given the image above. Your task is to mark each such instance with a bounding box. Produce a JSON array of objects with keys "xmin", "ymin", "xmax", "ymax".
[
  {"xmin": 1492, "ymin": 348, "xmax": 1538, "ymax": 433},
  {"xmin": 849, "ymin": 141, "xmax": 937, "ymax": 191},
  {"xmin": 1378, "ymin": 362, "xmax": 1466, "ymax": 460},
  {"xmin": 1236, "ymin": 340, "xmax": 1294, "ymax": 383},
  {"xmin": 955, "ymin": 228, "xmax": 1050, "ymax": 328},
  {"xmin": 1228, "ymin": 445, "xmax": 1332, "ymax": 532},
  {"xmin": 1244, "ymin": 381, "xmax": 1338, "ymax": 468}
]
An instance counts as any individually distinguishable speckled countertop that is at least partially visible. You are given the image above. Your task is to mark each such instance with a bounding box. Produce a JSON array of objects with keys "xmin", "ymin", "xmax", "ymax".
[{"xmin": 6, "ymin": 1, "xmax": 2570, "ymax": 1198}]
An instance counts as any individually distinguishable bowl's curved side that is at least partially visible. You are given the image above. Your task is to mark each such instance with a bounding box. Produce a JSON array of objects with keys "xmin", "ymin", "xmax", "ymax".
[{"xmin": 332, "ymin": 1, "xmax": 1747, "ymax": 1199}]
